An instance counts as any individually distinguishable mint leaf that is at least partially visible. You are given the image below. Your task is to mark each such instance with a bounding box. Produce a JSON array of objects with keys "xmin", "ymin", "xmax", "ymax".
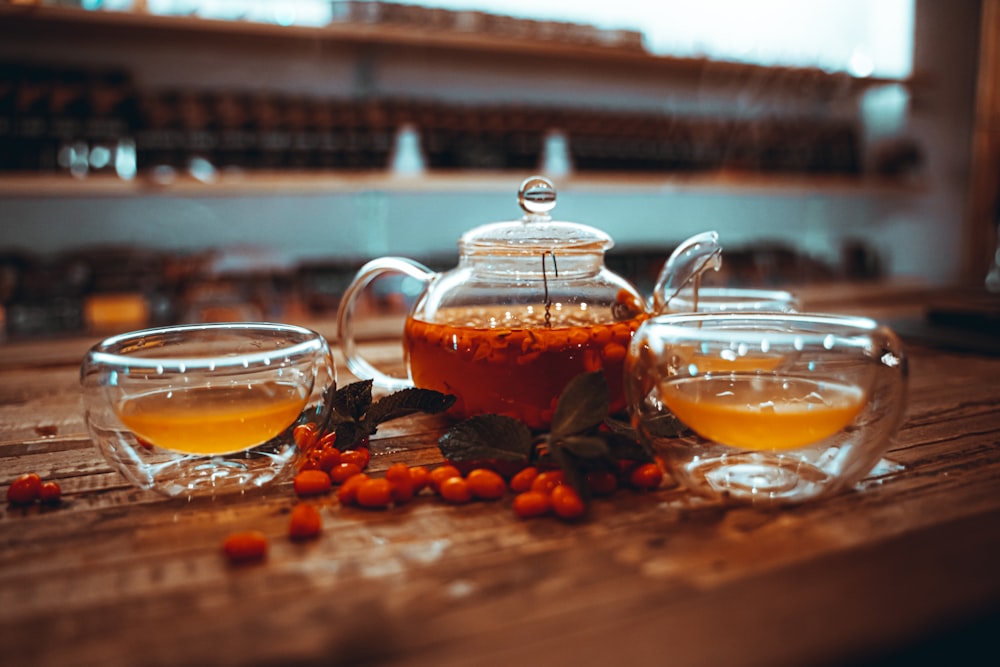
[
  {"xmin": 334, "ymin": 421, "xmax": 370, "ymax": 448},
  {"xmin": 548, "ymin": 442, "xmax": 589, "ymax": 499},
  {"xmin": 333, "ymin": 380, "xmax": 374, "ymax": 422},
  {"xmin": 560, "ymin": 434, "xmax": 610, "ymax": 459},
  {"xmin": 326, "ymin": 381, "xmax": 456, "ymax": 450},
  {"xmin": 438, "ymin": 414, "xmax": 533, "ymax": 463},
  {"xmin": 641, "ymin": 413, "xmax": 688, "ymax": 438},
  {"xmin": 604, "ymin": 430, "xmax": 655, "ymax": 463},
  {"xmin": 549, "ymin": 371, "xmax": 609, "ymax": 438},
  {"xmin": 365, "ymin": 388, "xmax": 456, "ymax": 425}
]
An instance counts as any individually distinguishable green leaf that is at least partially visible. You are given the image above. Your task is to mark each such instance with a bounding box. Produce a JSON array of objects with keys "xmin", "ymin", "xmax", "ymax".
[
  {"xmin": 549, "ymin": 442, "xmax": 589, "ymax": 500},
  {"xmin": 365, "ymin": 388, "xmax": 456, "ymax": 425},
  {"xmin": 602, "ymin": 415, "xmax": 636, "ymax": 437},
  {"xmin": 549, "ymin": 371, "xmax": 609, "ymax": 438},
  {"xmin": 560, "ymin": 434, "xmax": 610, "ymax": 459},
  {"xmin": 316, "ymin": 383, "xmax": 341, "ymax": 432},
  {"xmin": 334, "ymin": 421, "xmax": 370, "ymax": 450},
  {"xmin": 641, "ymin": 413, "xmax": 689, "ymax": 439},
  {"xmin": 333, "ymin": 380, "xmax": 374, "ymax": 422},
  {"xmin": 604, "ymin": 431, "xmax": 655, "ymax": 463},
  {"xmin": 438, "ymin": 414, "xmax": 533, "ymax": 463}
]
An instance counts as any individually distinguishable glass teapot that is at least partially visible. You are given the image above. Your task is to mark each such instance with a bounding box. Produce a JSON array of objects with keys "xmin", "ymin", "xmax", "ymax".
[{"xmin": 337, "ymin": 176, "xmax": 720, "ymax": 429}]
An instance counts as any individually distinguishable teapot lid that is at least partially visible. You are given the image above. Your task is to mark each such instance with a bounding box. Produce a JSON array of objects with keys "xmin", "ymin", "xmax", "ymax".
[{"xmin": 459, "ymin": 176, "xmax": 613, "ymax": 256}]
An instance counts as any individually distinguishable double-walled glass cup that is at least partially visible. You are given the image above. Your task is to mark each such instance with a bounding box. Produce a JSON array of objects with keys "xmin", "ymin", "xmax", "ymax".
[
  {"xmin": 81, "ymin": 322, "xmax": 336, "ymax": 498},
  {"xmin": 626, "ymin": 313, "xmax": 907, "ymax": 505}
]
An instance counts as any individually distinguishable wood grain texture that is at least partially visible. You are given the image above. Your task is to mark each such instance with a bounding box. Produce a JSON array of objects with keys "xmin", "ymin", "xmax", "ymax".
[{"xmin": 1, "ymin": 293, "xmax": 999, "ymax": 667}]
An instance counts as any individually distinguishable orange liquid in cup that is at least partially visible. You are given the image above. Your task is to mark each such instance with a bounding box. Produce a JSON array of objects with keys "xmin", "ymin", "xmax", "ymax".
[
  {"xmin": 404, "ymin": 305, "xmax": 647, "ymax": 429},
  {"xmin": 660, "ymin": 374, "xmax": 866, "ymax": 451},
  {"xmin": 116, "ymin": 381, "xmax": 308, "ymax": 455}
]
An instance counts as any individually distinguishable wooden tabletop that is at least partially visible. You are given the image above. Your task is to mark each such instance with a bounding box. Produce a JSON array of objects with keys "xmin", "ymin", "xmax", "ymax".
[{"xmin": 1, "ymin": 285, "xmax": 999, "ymax": 667}]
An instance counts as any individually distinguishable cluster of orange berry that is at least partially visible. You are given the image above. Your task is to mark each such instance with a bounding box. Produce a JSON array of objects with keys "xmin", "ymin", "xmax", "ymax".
[
  {"xmin": 221, "ymin": 423, "xmax": 668, "ymax": 564},
  {"xmin": 294, "ymin": 423, "xmax": 666, "ymax": 517},
  {"xmin": 507, "ymin": 461, "xmax": 664, "ymax": 519},
  {"xmin": 6, "ymin": 472, "xmax": 62, "ymax": 506},
  {"xmin": 221, "ymin": 423, "xmax": 368, "ymax": 563}
]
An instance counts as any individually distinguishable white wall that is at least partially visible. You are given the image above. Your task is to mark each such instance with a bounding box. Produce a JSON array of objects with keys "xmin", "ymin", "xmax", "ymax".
[
  {"xmin": 0, "ymin": 0, "xmax": 982, "ymax": 286},
  {"xmin": 0, "ymin": 183, "xmax": 889, "ymax": 271}
]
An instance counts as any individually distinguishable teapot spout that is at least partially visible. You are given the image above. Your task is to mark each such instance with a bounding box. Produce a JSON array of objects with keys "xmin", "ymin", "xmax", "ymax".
[{"xmin": 651, "ymin": 231, "xmax": 723, "ymax": 313}]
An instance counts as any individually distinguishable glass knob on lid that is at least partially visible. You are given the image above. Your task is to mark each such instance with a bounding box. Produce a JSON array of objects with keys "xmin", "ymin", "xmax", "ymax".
[
  {"xmin": 518, "ymin": 175, "xmax": 557, "ymax": 218},
  {"xmin": 459, "ymin": 176, "xmax": 614, "ymax": 258}
]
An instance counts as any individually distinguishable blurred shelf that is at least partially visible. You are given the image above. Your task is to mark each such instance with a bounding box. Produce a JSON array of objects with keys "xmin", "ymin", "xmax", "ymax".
[
  {"xmin": 0, "ymin": 169, "xmax": 925, "ymax": 198},
  {"xmin": 0, "ymin": 4, "xmax": 910, "ymax": 95}
]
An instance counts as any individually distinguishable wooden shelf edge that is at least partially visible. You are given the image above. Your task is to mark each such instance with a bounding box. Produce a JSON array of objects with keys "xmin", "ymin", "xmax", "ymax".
[{"xmin": 0, "ymin": 170, "xmax": 925, "ymax": 199}]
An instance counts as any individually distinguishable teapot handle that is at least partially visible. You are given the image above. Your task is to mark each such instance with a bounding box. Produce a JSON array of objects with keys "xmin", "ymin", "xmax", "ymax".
[{"xmin": 336, "ymin": 257, "xmax": 435, "ymax": 391}]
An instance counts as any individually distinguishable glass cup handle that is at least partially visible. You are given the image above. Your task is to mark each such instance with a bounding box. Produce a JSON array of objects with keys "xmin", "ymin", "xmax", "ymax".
[{"xmin": 336, "ymin": 256, "xmax": 435, "ymax": 391}]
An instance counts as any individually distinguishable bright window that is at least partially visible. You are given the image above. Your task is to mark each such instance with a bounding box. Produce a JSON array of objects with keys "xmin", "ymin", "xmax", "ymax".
[
  {"xmin": 115, "ymin": 0, "xmax": 915, "ymax": 79},
  {"xmin": 401, "ymin": 0, "xmax": 914, "ymax": 78}
]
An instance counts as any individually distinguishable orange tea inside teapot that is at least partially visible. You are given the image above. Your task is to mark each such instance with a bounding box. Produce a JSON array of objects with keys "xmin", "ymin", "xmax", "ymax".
[{"xmin": 404, "ymin": 297, "xmax": 646, "ymax": 429}]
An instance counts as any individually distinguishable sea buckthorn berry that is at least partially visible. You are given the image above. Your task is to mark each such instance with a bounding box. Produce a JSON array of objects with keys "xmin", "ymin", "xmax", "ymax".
[
  {"xmin": 466, "ymin": 468, "xmax": 506, "ymax": 500},
  {"xmin": 509, "ymin": 466, "xmax": 539, "ymax": 493},
  {"xmin": 409, "ymin": 465, "xmax": 430, "ymax": 492},
  {"xmin": 591, "ymin": 326, "xmax": 613, "ymax": 345},
  {"xmin": 586, "ymin": 470, "xmax": 618, "ymax": 496},
  {"xmin": 289, "ymin": 503, "xmax": 322, "ymax": 541},
  {"xmin": 389, "ymin": 475, "xmax": 415, "ymax": 503},
  {"xmin": 428, "ymin": 464, "xmax": 461, "ymax": 492},
  {"xmin": 551, "ymin": 485, "xmax": 586, "ymax": 520},
  {"xmin": 293, "ymin": 469, "xmax": 332, "ymax": 496},
  {"xmin": 385, "ymin": 463, "xmax": 411, "ymax": 484},
  {"xmin": 316, "ymin": 448, "xmax": 341, "ymax": 472},
  {"xmin": 629, "ymin": 462, "xmax": 664, "ymax": 491},
  {"xmin": 222, "ymin": 531, "xmax": 268, "ymax": 563},
  {"xmin": 340, "ymin": 449, "xmax": 370, "ymax": 469},
  {"xmin": 512, "ymin": 490, "xmax": 551, "ymax": 518},
  {"xmin": 601, "ymin": 342, "xmax": 628, "ymax": 362},
  {"xmin": 293, "ymin": 423, "xmax": 319, "ymax": 449},
  {"xmin": 617, "ymin": 459, "xmax": 639, "ymax": 477},
  {"xmin": 299, "ymin": 456, "xmax": 322, "ymax": 472},
  {"xmin": 336, "ymin": 473, "xmax": 368, "ymax": 505},
  {"xmin": 385, "ymin": 463, "xmax": 415, "ymax": 502},
  {"xmin": 330, "ymin": 462, "xmax": 363, "ymax": 484},
  {"xmin": 438, "ymin": 476, "xmax": 472, "ymax": 504},
  {"xmin": 355, "ymin": 478, "xmax": 394, "ymax": 508},
  {"xmin": 531, "ymin": 470, "xmax": 565, "ymax": 495},
  {"xmin": 317, "ymin": 431, "xmax": 337, "ymax": 450},
  {"xmin": 612, "ymin": 322, "xmax": 632, "ymax": 343},
  {"xmin": 7, "ymin": 473, "xmax": 42, "ymax": 505},
  {"xmin": 39, "ymin": 481, "xmax": 62, "ymax": 504}
]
